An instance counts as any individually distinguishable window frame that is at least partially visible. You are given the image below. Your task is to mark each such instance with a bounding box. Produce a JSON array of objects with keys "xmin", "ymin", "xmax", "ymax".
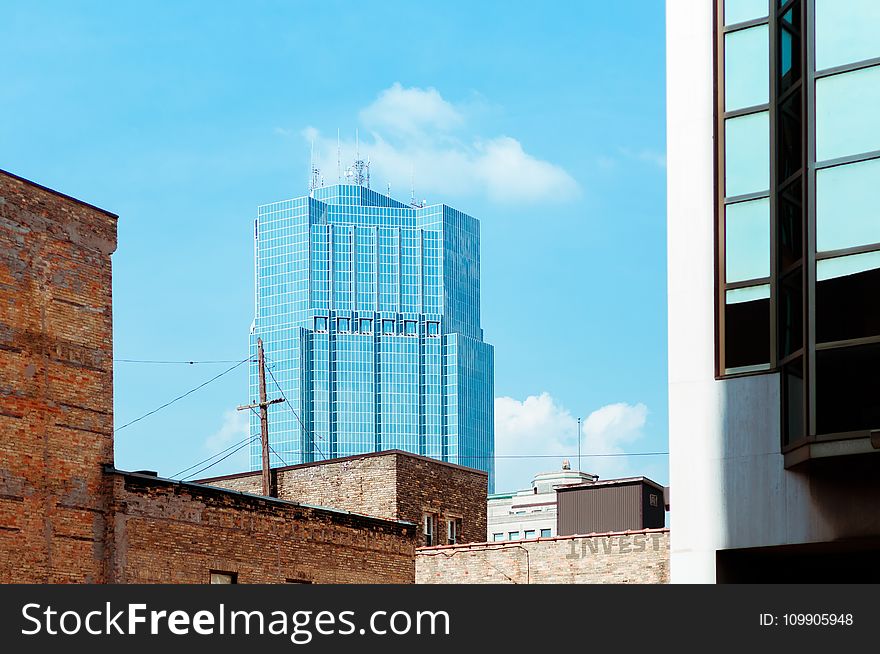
[
  {"xmin": 209, "ymin": 570, "xmax": 238, "ymax": 584},
  {"xmin": 715, "ymin": 2, "xmax": 777, "ymax": 380}
]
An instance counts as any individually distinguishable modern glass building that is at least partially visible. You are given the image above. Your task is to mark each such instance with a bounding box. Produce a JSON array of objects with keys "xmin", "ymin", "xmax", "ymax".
[
  {"xmin": 248, "ymin": 180, "xmax": 495, "ymax": 491},
  {"xmin": 668, "ymin": 0, "xmax": 880, "ymax": 582}
]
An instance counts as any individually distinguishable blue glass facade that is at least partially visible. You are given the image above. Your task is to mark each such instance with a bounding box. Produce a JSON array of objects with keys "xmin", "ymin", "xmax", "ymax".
[{"xmin": 249, "ymin": 183, "xmax": 495, "ymax": 490}]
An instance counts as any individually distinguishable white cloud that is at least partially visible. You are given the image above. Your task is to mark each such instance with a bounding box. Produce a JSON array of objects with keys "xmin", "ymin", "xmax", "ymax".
[
  {"xmin": 493, "ymin": 393, "xmax": 650, "ymax": 493},
  {"xmin": 201, "ymin": 409, "xmax": 251, "ymax": 476},
  {"xmin": 359, "ymin": 83, "xmax": 464, "ymax": 137},
  {"xmin": 296, "ymin": 83, "xmax": 578, "ymax": 204},
  {"xmin": 619, "ymin": 147, "xmax": 667, "ymax": 169}
]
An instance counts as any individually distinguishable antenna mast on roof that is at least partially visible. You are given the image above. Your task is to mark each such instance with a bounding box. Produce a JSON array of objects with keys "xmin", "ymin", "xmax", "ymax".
[
  {"xmin": 409, "ymin": 164, "xmax": 424, "ymax": 207},
  {"xmin": 336, "ymin": 128, "xmax": 341, "ymax": 183},
  {"xmin": 346, "ymin": 128, "xmax": 370, "ymax": 188},
  {"xmin": 308, "ymin": 139, "xmax": 321, "ymax": 196}
]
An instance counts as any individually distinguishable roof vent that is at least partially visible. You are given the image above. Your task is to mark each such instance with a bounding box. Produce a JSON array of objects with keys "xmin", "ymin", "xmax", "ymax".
[{"xmin": 562, "ymin": 459, "xmax": 571, "ymax": 470}]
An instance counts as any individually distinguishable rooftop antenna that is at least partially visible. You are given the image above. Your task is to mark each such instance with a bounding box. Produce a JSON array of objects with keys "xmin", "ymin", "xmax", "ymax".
[
  {"xmin": 308, "ymin": 139, "xmax": 321, "ymax": 196},
  {"xmin": 410, "ymin": 164, "xmax": 415, "ymax": 206},
  {"xmin": 386, "ymin": 181, "xmax": 391, "ymax": 196},
  {"xmin": 346, "ymin": 128, "xmax": 370, "ymax": 187}
]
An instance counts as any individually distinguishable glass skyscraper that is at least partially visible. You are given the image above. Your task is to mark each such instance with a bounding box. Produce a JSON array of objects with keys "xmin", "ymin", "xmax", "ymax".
[{"xmin": 248, "ymin": 180, "xmax": 495, "ymax": 491}]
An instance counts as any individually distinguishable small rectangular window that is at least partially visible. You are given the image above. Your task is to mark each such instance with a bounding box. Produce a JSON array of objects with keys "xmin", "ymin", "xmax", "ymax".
[
  {"xmin": 540, "ymin": 529, "xmax": 551, "ymax": 538},
  {"xmin": 508, "ymin": 531, "xmax": 520, "ymax": 541},
  {"xmin": 725, "ymin": 111, "xmax": 770, "ymax": 198},
  {"xmin": 724, "ymin": 285, "xmax": 771, "ymax": 372},
  {"xmin": 447, "ymin": 518, "xmax": 462, "ymax": 545},
  {"xmin": 314, "ymin": 316, "xmax": 328, "ymax": 332},
  {"xmin": 724, "ymin": 0, "xmax": 768, "ymax": 26},
  {"xmin": 359, "ymin": 318, "xmax": 372, "ymax": 333},
  {"xmin": 209, "ymin": 571, "xmax": 237, "ymax": 584},
  {"xmin": 382, "ymin": 319, "xmax": 395, "ymax": 335},
  {"xmin": 815, "ymin": 0, "xmax": 880, "ymax": 70},
  {"xmin": 423, "ymin": 514, "xmax": 436, "ymax": 547},
  {"xmin": 649, "ymin": 493, "xmax": 659, "ymax": 507},
  {"xmin": 492, "ymin": 533, "xmax": 505, "ymax": 542},
  {"xmin": 404, "ymin": 320, "xmax": 417, "ymax": 336},
  {"xmin": 725, "ymin": 198, "xmax": 770, "ymax": 283},
  {"xmin": 427, "ymin": 321, "xmax": 440, "ymax": 336},
  {"xmin": 524, "ymin": 529, "xmax": 536, "ymax": 539},
  {"xmin": 817, "ymin": 251, "xmax": 880, "ymax": 344},
  {"xmin": 816, "ymin": 342, "xmax": 880, "ymax": 435},
  {"xmin": 337, "ymin": 317, "xmax": 350, "ymax": 333},
  {"xmin": 817, "ymin": 157, "xmax": 880, "ymax": 253},
  {"xmin": 724, "ymin": 25, "xmax": 769, "ymax": 111}
]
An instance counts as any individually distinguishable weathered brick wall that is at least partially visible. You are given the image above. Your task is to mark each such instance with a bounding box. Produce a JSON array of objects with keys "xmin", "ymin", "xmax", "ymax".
[
  {"xmin": 206, "ymin": 454, "xmax": 399, "ymax": 521},
  {"xmin": 395, "ymin": 454, "xmax": 487, "ymax": 545},
  {"xmin": 107, "ymin": 472, "xmax": 416, "ymax": 584},
  {"xmin": 416, "ymin": 529, "xmax": 670, "ymax": 584},
  {"xmin": 0, "ymin": 171, "xmax": 117, "ymax": 583},
  {"xmin": 202, "ymin": 451, "xmax": 488, "ymax": 545}
]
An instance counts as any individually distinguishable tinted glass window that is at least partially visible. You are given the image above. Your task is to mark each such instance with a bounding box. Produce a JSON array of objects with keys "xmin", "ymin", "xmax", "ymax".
[
  {"xmin": 816, "ymin": 251, "xmax": 880, "ymax": 343},
  {"xmin": 724, "ymin": 285, "xmax": 771, "ymax": 370},
  {"xmin": 779, "ymin": 6, "xmax": 802, "ymax": 93},
  {"xmin": 725, "ymin": 198, "xmax": 770, "ymax": 282},
  {"xmin": 816, "ymin": 0, "xmax": 880, "ymax": 70},
  {"xmin": 778, "ymin": 268, "xmax": 803, "ymax": 357},
  {"xmin": 778, "ymin": 179, "xmax": 803, "ymax": 269},
  {"xmin": 816, "ymin": 342, "xmax": 880, "ymax": 435},
  {"xmin": 816, "ymin": 65, "xmax": 880, "ymax": 162},
  {"xmin": 816, "ymin": 158, "xmax": 880, "ymax": 252},
  {"xmin": 782, "ymin": 358, "xmax": 804, "ymax": 445},
  {"xmin": 725, "ymin": 25, "xmax": 769, "ymax": 111},
  {"xmin": 777, "ymin": 90, "xmax": 802, "ymax": 181},
  {"xmin": 725, "ymin": 0, "xmax": 769, "ymax": 26},
  {"xmin": 725, "ymin": 112, "xmax": 770, "ymax": 197}
]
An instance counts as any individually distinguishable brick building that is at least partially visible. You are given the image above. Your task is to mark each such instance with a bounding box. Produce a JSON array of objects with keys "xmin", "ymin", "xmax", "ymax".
[
  {"xmin": 416, "ymin": 529, "xmax": 670, "ymax": 584},
  {"xmin": 199, "ymin": 450, "xmax": 487, "ymax": 546},
  {"xmin": 0, "ymin": 169, "xmax": 484, "ymax": 583}
]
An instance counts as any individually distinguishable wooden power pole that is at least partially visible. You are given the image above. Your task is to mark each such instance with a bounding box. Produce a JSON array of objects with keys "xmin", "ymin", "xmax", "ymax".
[{"xmin": 237, "ymin": 338, "xmax": 283, "ymax": 497}]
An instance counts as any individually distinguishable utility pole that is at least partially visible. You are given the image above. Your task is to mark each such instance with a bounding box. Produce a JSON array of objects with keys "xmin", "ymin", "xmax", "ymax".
[{"xmin": 237, "ymin": 338, "xmax": 283, "ymax": 497}]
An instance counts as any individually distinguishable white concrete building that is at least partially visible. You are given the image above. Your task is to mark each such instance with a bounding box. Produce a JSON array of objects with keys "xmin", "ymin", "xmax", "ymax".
[
  {"xmin": 667, "ymin": 0, "xmax": 880, "ymax": 582},
  {"xmin": 487, "ymin": 462, "xmax": 595, "ymax": 542}
]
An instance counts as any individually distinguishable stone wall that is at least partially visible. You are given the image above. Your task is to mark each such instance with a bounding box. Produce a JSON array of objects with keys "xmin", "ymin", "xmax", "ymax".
[
  {"xmin": 0, "ymin": 170, "xmax": 117, "ymax": 583},
  {"xmin": 416, "ymin": 529, "xmax": 670, "ymax": 584},
  {"xmin": 106, "ymin": 471, "xmax": 416, "ymax": 584},
  {"xmin": 201, "ymin": 450, "xmax": 488, "ymax": 546}
]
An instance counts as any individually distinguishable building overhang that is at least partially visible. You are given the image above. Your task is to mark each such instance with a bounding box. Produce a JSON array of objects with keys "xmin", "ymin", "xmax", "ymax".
[{"xmin": 783, "ymin": 431, "xmax": 880, "ymax": 469}]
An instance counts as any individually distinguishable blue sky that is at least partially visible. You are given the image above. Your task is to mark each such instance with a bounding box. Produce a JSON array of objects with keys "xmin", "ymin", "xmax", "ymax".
[{"xmin": 1, "ymin": 1, "xmax": 667, "ymax": 492}]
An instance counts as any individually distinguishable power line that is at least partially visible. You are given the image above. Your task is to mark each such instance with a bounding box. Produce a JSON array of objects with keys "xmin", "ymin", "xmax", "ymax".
[
  {"xmin": 115, "ymin": 356, "xmax": 252, "ymax": 433},
  {"xmin": 170, "ymin": 434, "xmax": 254, "ymax": 479},
  {"xmin": 244, "ymin": 404, "xmax": 290, "ymax": 468},
  {"xmin": 472, "ymin": 453, "xmax": 669, "ymax": 459},
  {"xmin": 115, "ymin": 358, "xmax": 245, "ymax": 365},
  {"xmin": 181, "ymin": 436, "xmax": 258, "ymax": 481},
  {"xmin": 267, "ymin": 443, "xmax": 290, "ymax": 467}
]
